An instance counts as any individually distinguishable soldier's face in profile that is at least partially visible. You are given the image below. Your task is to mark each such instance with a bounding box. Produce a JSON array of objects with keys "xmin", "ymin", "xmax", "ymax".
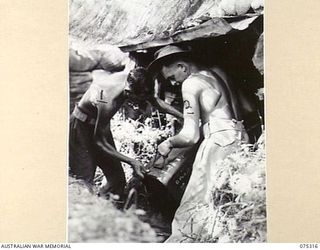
[{"xmin": 161, "ymin": 63, "xmax": 188, "ymax": 86}]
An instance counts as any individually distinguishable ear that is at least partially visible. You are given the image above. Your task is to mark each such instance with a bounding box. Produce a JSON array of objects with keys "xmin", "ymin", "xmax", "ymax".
[{"xmin": 177, "ymin": 62, "xmax": 188, "ymax": 73}]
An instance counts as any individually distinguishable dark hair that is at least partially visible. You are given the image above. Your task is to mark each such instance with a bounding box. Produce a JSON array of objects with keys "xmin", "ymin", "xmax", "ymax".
[{"xmin": 127, "ymin": 67, "xmax": 154, "ymax": 96}]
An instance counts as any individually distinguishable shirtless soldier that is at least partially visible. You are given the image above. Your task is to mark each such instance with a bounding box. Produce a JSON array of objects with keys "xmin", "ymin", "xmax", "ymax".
[
  {"xmin": 149, "ymin": 45, "xmax": 249, "ymax": 242},
  {"xmin": 69, "ymin": 67, "xmax": 182, "ymax": 200}
]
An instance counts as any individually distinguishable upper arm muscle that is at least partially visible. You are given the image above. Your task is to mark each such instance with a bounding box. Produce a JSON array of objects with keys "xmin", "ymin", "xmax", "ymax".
[{"xmin": 179, "ymin": 79, "xmax": 201, "ymax": 141}]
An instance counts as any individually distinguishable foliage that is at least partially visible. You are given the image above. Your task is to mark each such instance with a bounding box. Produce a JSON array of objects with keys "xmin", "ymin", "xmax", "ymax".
[
  {"xmin": 111, "ymin": 112, "xmax": 173, "ymax": 178},
  {"xmin": 68, "ymin": 177, "xmax": 159, "ymax": 243},
  {"xmin": 110, "ymin": 114, "xmax": 267, "ymax": 243},
  {"xmin": 70, "ymin": 112, "xmax": 266, "ymax": 243},
  {"xmin": 181, "ymin": 132, "xmax": 266, "ymax": 243}
]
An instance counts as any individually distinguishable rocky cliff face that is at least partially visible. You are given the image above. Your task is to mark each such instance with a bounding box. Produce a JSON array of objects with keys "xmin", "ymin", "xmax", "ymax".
[
  {"xmin": 69, "ymin": 0, "xmax": 205, "ymax": 47},
  {"xmin": 69, "ymin": 0, "xmax": 263, "ymax": 48}
]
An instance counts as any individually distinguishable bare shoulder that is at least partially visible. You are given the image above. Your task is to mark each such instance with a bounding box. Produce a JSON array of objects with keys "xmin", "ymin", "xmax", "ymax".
[
  {"xmin": 182, "ymin": 75, "xmax": 205, "ymax": 94},
  {"xmin": 92, "ymin": 70, "xmax": 127, "ymax": 90}
]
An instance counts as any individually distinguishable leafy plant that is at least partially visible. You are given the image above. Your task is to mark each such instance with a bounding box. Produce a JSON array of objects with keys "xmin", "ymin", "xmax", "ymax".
[{"xmin": 180, "ymin": 132, "xmax": 266, "ymax": 243}]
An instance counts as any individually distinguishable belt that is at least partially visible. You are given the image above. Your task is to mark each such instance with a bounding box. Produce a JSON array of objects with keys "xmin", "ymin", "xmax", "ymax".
[
  {"xmin": 202, "ymin": 118, "xmax": 244, "ymax": 138},
  {"xmin": 72, "ymin": 105, "xmax": 96, "ymax": 125}
]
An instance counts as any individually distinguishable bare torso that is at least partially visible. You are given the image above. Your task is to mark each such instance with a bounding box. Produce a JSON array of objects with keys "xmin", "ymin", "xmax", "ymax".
[
  {"xmin": 192, "ymin": 70, "xmax": 235, "ymax": 124},
  {"xmin": 77, "ymin": 70, "xmax": 127, "ymax": 122}
]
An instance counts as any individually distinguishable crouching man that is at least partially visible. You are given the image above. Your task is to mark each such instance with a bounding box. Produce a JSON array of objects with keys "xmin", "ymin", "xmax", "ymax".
[{"xmin": 69, "ymin": 67, "xmax": 182, "ymax": 203}]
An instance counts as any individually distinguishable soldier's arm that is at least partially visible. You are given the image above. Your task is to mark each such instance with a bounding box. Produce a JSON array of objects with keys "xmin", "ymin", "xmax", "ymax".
[
  {"xmin": 166, "ymin": 78, "xmax": 202, "ymax": 147},
  {"xmin": 149, "ymin": 96, "xmax": 184, "ymax": 120},
  {"xmin": 93, "ymin": 95, "xmax": 144, "ymax": 177}
]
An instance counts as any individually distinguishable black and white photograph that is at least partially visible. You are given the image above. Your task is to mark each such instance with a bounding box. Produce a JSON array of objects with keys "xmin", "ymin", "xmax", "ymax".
[{"xmin": 68, "ymin": 0, "xmax": 265, "ymax": 243}]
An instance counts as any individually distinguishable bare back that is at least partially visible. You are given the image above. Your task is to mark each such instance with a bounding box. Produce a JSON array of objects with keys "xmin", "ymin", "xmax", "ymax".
[
  {"xmin": 189, "ymin": 70, "xmax": 235, "ymax": 124},
  {"xmin": 77, "ymin": 69, "xmax": 127, "ymax": 122}
]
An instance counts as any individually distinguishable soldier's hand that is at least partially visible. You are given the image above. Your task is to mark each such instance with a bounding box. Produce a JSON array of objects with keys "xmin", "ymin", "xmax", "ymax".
[
  {"xmin": 130, "ymin": 160, "xmax": 145, "ymax": 179},
  {"xmin": 158, "ymin": 139, "xmax": 173, "ymax": 157}
]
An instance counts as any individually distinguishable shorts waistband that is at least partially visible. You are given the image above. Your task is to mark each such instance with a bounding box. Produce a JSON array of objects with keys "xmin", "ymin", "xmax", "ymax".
[{"xmin": 202, "ymin": 118, "xmax": 244, "ymax": 138}]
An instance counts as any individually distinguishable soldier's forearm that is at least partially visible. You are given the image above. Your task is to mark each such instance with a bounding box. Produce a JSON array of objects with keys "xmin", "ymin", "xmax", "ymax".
[
  {"xmin": 95, "ymin": 137, "xmax": 135, "ymax": 166},
  {"xmin": 152, "ymin": 97, "xmax": 183, "ymax": 119},
  {"xmin": 168, "ymin": 132, "xmax": 198, "ymax": 148}
]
